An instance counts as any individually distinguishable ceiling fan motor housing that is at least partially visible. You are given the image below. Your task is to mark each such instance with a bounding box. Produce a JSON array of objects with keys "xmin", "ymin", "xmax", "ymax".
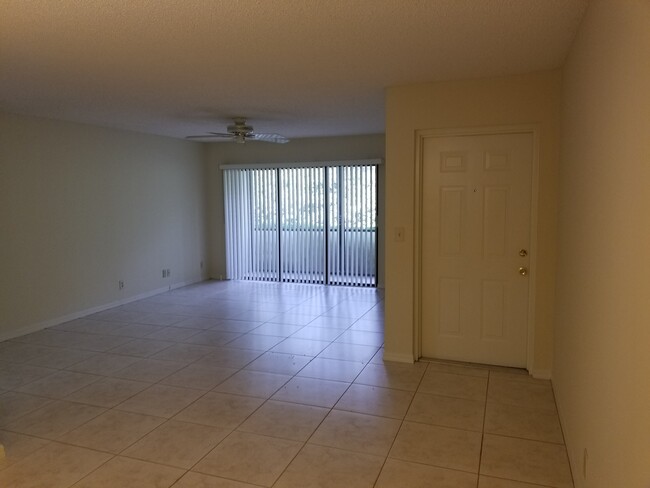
[{"xmin": 227, "ymin": 119, "xmax": 254, "ymax": 136}]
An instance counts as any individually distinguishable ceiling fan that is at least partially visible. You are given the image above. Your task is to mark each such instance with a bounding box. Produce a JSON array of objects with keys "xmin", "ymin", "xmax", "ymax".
[{"xmin": 186, "ymin": 117, "xmax": 290, "ymax": 144}]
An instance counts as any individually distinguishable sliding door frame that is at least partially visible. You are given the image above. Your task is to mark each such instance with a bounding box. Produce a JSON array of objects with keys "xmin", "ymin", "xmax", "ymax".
[{"xmin": 222, "ymin": 159, "xmax": 382, "ymax": 287}]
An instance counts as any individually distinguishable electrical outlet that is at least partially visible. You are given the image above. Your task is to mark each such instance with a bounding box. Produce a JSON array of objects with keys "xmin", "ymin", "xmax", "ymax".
[{"xmin": 118, "ymin": 280, "xmax": 124, "ymax": 290}]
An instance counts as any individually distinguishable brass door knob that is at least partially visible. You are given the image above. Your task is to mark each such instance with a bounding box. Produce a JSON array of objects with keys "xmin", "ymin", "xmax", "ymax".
[{"xmin": 519, "ymin": 267, "xmax": 528, "ymax": 277}]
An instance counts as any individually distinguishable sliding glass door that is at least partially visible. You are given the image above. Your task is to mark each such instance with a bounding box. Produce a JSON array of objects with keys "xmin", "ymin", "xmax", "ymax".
[
  {"xmin": 327, "ymin": 166, "xmax": 377, "ymax": 286},
  {"xmin": 224, "ymin": 162, "xmax": 377, "ymax": 287},
  {"xmin": 224, "ymin": 168, "xmax": 279, "ymax": 282},
  {"xmin": 280, "ymin": 167, "xmax": 326, "ymax": 284}
]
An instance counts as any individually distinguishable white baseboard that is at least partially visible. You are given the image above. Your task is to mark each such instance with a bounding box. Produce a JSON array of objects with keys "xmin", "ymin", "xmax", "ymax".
[
  {"xmin": 0, "ymin": 278, "xmax": 205, "ymax": 343},
  {"xmin": 532, "ymin": 369, "xmax": 552, "ymax": 380},
  {"xmin": 381, "ymin": 351, "xmax": 415, "ymax": 363}
]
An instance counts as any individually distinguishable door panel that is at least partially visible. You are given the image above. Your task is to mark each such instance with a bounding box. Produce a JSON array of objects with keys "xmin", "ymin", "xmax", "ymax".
[
  {"xmin": 481, "ymin": 279, "xmax": 507, "ymax": 339},
  {"xmin": 439, "ymin": 187, "xmax": 464, "ymax": 256},
  {"xmin": 483, "ymin": 186, "xmax": 508, "ymax": 257},
  {"xmin": 439, "ymin": 277, "xmax": 463, "ymax": 335},
  {"xmin": 421, "ymin": 132, "xmax": 533, "ymax": 367}
]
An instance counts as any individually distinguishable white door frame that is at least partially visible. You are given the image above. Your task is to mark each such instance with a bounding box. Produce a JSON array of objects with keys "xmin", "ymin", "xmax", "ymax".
[{"xmin": 412, "ymin": 125, "xmax": 540, "ymax": 373}]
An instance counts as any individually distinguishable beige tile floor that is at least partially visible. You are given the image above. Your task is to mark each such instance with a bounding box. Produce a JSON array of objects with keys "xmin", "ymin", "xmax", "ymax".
[{"xmin": 0, "ymin": 280, "xmax": 574, "ymax": 487}]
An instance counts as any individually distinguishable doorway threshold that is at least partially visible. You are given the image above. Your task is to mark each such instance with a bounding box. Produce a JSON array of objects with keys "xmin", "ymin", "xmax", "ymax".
[{"xmin": 418, "ymin": 356, "xmax": 529, "ymax": 377}]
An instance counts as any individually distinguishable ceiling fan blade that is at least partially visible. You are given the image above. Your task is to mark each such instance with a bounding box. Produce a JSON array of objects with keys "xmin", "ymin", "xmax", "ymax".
[
  {"xmin": 185, "ymin": 133, "xmax": 233, "ymax": 140},
  {"xmin": 249, "ymin": 133, "xmax": 290, "ymax": 144}
]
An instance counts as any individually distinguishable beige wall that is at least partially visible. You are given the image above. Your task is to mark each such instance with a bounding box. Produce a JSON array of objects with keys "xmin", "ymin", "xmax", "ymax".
[
  {"xmin": 0, "ymin": 113, "xmax": 207, "ymax": 339},
  {"xmin": 554, "ymin": 1, "xmax": 650, "ymax": 486},
  {"xmin": 384, "ymin": 71, "xmax": 561, "ymax": 372},
  {"xmin": 205, "ymin": 135, "xmax": 386, "ymax": 286}
]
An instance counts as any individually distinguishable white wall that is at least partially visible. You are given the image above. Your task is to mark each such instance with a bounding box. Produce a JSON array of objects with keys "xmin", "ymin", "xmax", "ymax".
[
  {"xmin": 205, "ymin": 134, "xmax": 386, "ymax": 286},
  {"xmin": 384, "ymin": 71, "xmax": 561, "ymax": 370},
  {"xmin": 0, "ymin": 112, "xmax": 208, "ymax": 339},
  {"xmin": 554, "ymin": 1, "xmax": 650, "ymax": 486}
]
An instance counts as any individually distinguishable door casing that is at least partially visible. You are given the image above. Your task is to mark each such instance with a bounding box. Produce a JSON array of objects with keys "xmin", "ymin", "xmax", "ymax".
[{"xmin": 412, "ymin": 125, "xmax": 540, "ymax": 372}]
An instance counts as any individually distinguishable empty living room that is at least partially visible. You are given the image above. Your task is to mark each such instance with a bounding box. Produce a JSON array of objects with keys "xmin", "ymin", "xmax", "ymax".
[{"xmin": 1, "ymin": 1, "xmax": 648, "ymax": 487}]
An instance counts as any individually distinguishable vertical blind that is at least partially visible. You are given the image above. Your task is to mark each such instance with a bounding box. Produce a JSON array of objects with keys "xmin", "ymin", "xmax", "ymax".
[{"xmin": 223, "ymin": 162, "xmax": 378, "ymax": 287}]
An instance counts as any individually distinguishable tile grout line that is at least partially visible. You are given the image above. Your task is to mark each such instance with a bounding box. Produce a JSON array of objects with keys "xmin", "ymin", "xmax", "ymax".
[
  {"xmin": 476, "ymin": 369, "xmax": 491, "ymax": 488},
  {"xmin": 264, "ymin": 340, "xmax": 378, "ymax": 487},
  {"xmin": 368, "ymin": 359, "xmax": 430, "ymax": 488}
]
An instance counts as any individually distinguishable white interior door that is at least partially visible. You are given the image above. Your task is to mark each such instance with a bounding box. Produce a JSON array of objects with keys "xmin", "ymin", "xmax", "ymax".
[{"xmin": 420, "ymin": 132, "xmax": 533, "ymax": 367}]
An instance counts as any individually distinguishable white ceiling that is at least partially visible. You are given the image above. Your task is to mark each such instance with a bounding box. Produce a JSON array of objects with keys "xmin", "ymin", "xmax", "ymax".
[{"xmin": 0, "ymin": 0, "xmax": 589, "ymax": 140}]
